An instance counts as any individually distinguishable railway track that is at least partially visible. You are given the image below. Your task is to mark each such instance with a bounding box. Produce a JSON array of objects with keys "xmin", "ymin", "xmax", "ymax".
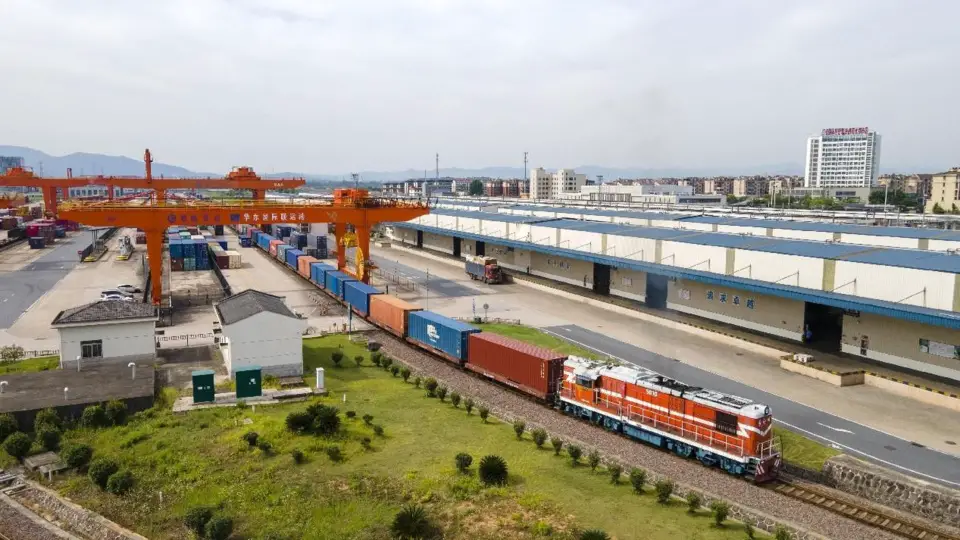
[{"xmin": 770, "ymin": 479, "xmax": 960, "ymax": 540}]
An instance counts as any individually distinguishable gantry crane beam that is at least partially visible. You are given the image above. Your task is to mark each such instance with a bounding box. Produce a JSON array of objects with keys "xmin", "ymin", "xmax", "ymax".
[
  {"xmin": 56, "ymin": 197, "xmax": 429, "ymax": 305},
  {"xmin": 0, "ymin": 149, "xmax": 305, "ymax": 215}
]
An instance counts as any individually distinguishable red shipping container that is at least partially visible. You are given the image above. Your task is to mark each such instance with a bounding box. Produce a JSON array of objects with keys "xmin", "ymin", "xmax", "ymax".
[
  {"xmin": 297, "ymin": 255, "xmax": 318, "ymax": 278},
  {"xmin": 368, "ymin": 295, "xmax": 421, "ymax": 337},
  {"xmin": 216, "ymin": 254, "xmax": 230, "ymax": 270},
  {"xmin": 465, "ymin": 333, "xmax": 567, "ymax": 400},
  {"xmin": 170, "ymin": 257, "xmax": 185, "ymax": 271}
]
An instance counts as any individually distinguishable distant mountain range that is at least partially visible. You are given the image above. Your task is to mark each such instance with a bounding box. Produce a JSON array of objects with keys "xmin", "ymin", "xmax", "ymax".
[{"xmin": 0, "ymin": 145, "xmax": 934, "ymax": 182}]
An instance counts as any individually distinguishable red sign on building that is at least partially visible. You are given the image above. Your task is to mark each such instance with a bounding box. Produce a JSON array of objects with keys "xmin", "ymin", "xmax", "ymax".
[{"xmin": 822, "ymin": 127, "xmax": 869, "ymax": 136}]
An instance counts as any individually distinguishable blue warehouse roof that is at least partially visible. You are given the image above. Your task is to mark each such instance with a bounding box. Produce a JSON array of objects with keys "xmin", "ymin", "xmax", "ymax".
[
  {"xmin": 391, "ymin": 220, "xmax": 960, "ymax": 329},
  {"xmin": 432, "ymin": 209, "xmax": 543, "ymax": 224}
]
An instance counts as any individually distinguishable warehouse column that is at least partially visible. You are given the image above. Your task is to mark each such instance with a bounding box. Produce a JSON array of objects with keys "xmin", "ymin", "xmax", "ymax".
[
  {"xmin": 146, "ymin": 229, "xmax": 164, "ymax": 305},
  {"xmin": 356, "ymin": 225, "xmax": 371, "ymax": 284},
  {"xmin": 335, "ymin": 222, "xmax": 346, "ymax": 271}
]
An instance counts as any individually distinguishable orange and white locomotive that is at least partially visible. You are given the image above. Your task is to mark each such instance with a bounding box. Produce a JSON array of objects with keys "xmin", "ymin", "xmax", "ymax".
[{"xmin": 559, "ymin": 356, "xmax": 781, "ymax": 482}]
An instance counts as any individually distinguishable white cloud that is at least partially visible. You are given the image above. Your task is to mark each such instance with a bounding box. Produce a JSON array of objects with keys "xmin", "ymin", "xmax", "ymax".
[{"xmin": 0, "ymin": 0, "xmax": 957, "ymax": 173}]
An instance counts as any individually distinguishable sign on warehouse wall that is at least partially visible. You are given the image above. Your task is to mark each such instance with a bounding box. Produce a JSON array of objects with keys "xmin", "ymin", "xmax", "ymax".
[{"xmin": 919, "ymin": 339, "xmax": 960, "ymax": 360}]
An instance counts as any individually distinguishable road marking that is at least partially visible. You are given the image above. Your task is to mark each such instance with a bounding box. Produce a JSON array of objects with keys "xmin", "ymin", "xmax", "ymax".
[
  {"xmin": 540, "ymin": 326, "xmax": 960, "ymax": 488},
  {"xmin": 817, "ymin": 422, "xmax": 854, "ymax": 434}
]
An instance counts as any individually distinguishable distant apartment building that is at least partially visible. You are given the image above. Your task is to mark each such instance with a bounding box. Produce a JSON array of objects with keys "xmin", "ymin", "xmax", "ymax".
[
  {"xmin": 0, "ymin": 156, "xmax": 23, "ymax": 174},
  {"xmin": 380, "ymin": 179, "xmax": 454, "ymax": 197},
  {"xmin": 804, "ymin": 127, "xmax": 881, "ymax": 188},
  {"xmin": 482, "ymin": 179, "xmax": 526, "ymax": 198},
  {"xmin": 878, "ymin": 173, "xmax": 931, "ymax": 197},
  {"xmin": 925, "ymin": 168, "xmax": 960, "ymax": 213},
  {"xmin": 529, "ymin": 168, "xmax": 586, "ymax": 200}
]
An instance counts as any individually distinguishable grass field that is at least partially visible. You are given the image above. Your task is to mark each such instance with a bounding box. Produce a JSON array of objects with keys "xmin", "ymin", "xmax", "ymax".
[
  {"xmin": 52, "ymin": 336, "xmax": 763, "ymax": 540},
  {"xmin": 0, "ymin": 355, "xmax": 59, "ymax": 374}
]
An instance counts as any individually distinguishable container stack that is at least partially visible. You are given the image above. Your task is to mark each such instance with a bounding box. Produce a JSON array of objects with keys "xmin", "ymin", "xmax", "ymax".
[
  {"xmin": 224, "ymin": 250, "xmax": 242, "ymax": 269},
  {"xmin": 305, "ymin": 234, "xmax": 329, "ymax": 258},
  {"xmin": 0, "ymin": 216, "xmax": 18, "ymax": 230}
]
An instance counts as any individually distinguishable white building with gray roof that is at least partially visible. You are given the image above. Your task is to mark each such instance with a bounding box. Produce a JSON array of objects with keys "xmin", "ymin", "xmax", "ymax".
[{"xmin": 214, "ymin": 289, "xmax": 306, "ymax": 378}]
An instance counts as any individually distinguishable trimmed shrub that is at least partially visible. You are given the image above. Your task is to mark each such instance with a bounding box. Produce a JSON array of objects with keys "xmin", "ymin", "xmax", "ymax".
[
  {"xmin": 310, "ymin": 405, "xmax": 341, "ymax": 435},
  {"xmin": 709, "ymin": 500, "xmax": 729, "ymax": 526},
  {"xmin": 580, "ymin": 531, "xmax": 610, "ymax": 540},
  {"xmin": 362, "ymin": 414, "xmax": 374, "ymax": 425},
  {"xmin": 774, "ymin": 525, "xmax": 791, "ymax": 540},
  {"xmin": 449, "ymin": 392, "xmax": 461, "ymax": 408},
  {"xmin": 381, "ymin": 357, "xmax": 393, "ymax": 370},
  {"xmin": 391, "ymin": 504, "xmax": 432, "ymax": 540},
  {"xmin": 242, "ymin": 431, "xmax": 259, "ymax": 447},
  {"xmin": 257, "ymin": 440, "xmax": 273, "ymax": 455},
  {"xmin": 291, "ymin": 449, "xmax": 305, "ymax": 464},
  {"xmin": 744, "ymin": 522, "xmax": 755, "ymax": 539},
  {"xmin": 106, "ymin": 470, "xmax": 134, "ymax": 495},
  {"xmin": 373, "ymin": 425, "xmax": 384, "ymax": 437},
  {"xmin": 371, "ymin": 352, "xmax": 382, "ymax": 367},
  {"xmin": 551, "ymin": 437, "xmax": 564, "ymax": 455},
  {"xmin": 629, "ymin": 468, "xmax": 647, "ymax": 494},
  {"xmin": 400, "ymin": 367, "xmax": 411, "ymax": 382},
  {"xmin": 88, "ymin": 457, "xmax": 119, "ymax": 489},
  {"xmin": 478, "ymin": 406, "xmax": 489, "ymax": 423},
  {"xmin": 464, "ymin": 398, "xmax": 474, "ymax": 415},
  {"xmin": 105, "ymin": 400, "xmax": 128, "ymax": 426},
  {"xmin": 38, "ymin": 427, "xmax": 61, "ymax": 451},
  {"xmin": 354, "ymin": 355, "xmax": 364, "ymax": 367},
  {"xmin": 326, "ymin": 445, "xmax": 342, "ymax": 462},
  {"xmin": 390, "ymin": 365, "xmax": 400, "ymax": 377},
  {"xmin": 286, "ymin": 411, "xmax": 313, "ymax": 433},
  {"xmin": 205, "ymin": 516, "xmax": 234, "ymax": 540},
  {"xmin": 33, "ymin": 408, "xmax": 61, "ymax": 432},
  {"xmin": 567, "ymin": 444, "xmax": 582, "ymax": 466},
  {"xmin": 61, "ymin": 443, "xmax": 93, "ymax": 469},
  {"xmin": 80, "ymin": 405, "xmax": 107, "ymax": 428},
  {"xmin": 3, "ymin": 432, "xmax": 30, "ymax": 461},
  {"xmin": 478, "ymin": 455, "xmax": 508, "ymax": 486},
  {"xmin": 184, "ymin": 507, "xmax": 213, "ymax": 538},
  {"xmin": 686, "ymin": 492, "xmax": 702, "ymax": 513},
  {"xmin": 413, "ymin": 376, "xmax": 422, "ymax": 388},
  {"xmin": 346, "ymin": 410, "xmax": 357, "ymax": 420},
  {"xmin": 0, "ymin": 413, "xmax": 17, "ymax": 443},
  {"xmin": 331, "ymin": 350, "xmax": 344, "ymax": 367},
  {"xmin": 587, "ymin": 450, "xmax": 601, "ymax": 471},
  {"xmin": 423, "ymin": 377, "xmax": 438, "ymax": 397},
  {"xmin": 236, "ymin": 400, "xmax": 248, "ymax": 410},
  {"xmin": 655, "ymin": 479, "xmax": 675, "ymax": 504},
  {"xmin": 512, "ymin": 420, "xmax": 526, "ymax": 440},
  {"xmin": 361, "ymin": 437, "xmax": 372, "ymax": 450},
  {"xmin": 455, "ymin": 452, "xmax": 473, "ymax": 473},
  {"xmin": 608, "ymin": 463, "xmax": 622, "ymax": 485},
  {"xmin": 531, "ymin": 428, "xmax": 548, "ymax": 448},
  {"xmin": 436, "ymin": 386, "xmax": 448, "ymax": 402}
]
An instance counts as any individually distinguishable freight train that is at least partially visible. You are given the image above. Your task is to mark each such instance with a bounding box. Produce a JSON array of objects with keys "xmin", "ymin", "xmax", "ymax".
[{"xmin": 245, "ymin": 226, "xmax": 782, "ymax": 482}]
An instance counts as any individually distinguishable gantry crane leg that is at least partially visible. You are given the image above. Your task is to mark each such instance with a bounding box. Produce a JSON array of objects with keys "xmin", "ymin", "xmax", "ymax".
[
  {"xmin": 145, "ymin": 229, "xmax": 165, "ymax": 304},
  {"xmin": 335, "ymin": 222, "xmax": 346, "ymax": 270},
  {"xmin": 356, "ymin": 225, "xmax": 371, "ymax": 284},
  {"xmin": 42, "ymin": 186, "xmax": 58, "ymax": 216},
  {"xmin": 252, "ymin": 189, "xmax": 266, "ymax": 201}
]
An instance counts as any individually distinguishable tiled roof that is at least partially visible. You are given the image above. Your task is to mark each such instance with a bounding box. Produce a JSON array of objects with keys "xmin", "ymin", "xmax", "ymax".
[
  {"xmin": 215, "ymin": 289, "xmax": 297, "ymax": 325},
  {"xmin": 51, "ymin": 301, "xmax": 157, "ymax": 326}
]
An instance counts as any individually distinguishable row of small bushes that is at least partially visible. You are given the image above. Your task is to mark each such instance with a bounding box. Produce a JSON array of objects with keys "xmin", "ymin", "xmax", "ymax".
[{"xmin": 1, "ymin": 401, "xmax": 129, "ymax": 462}]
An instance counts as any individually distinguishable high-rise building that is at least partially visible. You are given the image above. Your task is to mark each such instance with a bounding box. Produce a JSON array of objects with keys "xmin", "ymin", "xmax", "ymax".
[
  {"xmin": 529, "ymin": 168, "xmax": 586, "ymax": 200},
  {"xmin": 804, "ymin": 127, "xmax": 881, "ymax": 188}
]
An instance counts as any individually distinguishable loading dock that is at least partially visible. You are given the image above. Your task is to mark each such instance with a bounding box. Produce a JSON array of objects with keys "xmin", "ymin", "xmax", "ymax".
[{"xmin": 803, "ymin": 302, "xmax": 844, "ymax": 352}]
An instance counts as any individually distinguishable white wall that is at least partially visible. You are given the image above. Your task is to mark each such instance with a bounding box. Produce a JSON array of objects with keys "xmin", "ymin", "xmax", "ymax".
[
  {"xmin": 223, "ymin": 311, "xmax": 305, "ymax": 377},
  {"xmin": 604, "ymin": 235, "xmax": 657, "ymax": 262},
  {"xmin": 731, "ymin": 250, "xmax": 824, "ymax": 289},
  {"xmin": 455, "ymin": 216, "xmax": 480, "ymax": 234},
  {"xmin": 676, "ymin": 222, "xmax": 713, "ymax": 232},
  {"xmin": 557, "ymin": 229, "xmax": 602, "ymax": 253},
  {"xmin": 833, "ymin": 261, "xmax": 956, "ymax": 310},
  {"xmin": 770, "ymin": 229, "xmax": 834, "ymax": 242},
  {"xmin": 59, "ymin": 320, "xmax": 156, "ymax": 362},
  {"xmin": 422, "ymin": 232, "xmax": 454, "ymax": 254},
  {"xmin": 479, "ymin": 219, "xmax": 508, "ymax": 238},
  {"xmin": 661, "ymin": 241, "xmax": 727, "ymax": 272},
  {"xmin": 928, "ymin": 239, "xmax": 960, "ymax": 252},
  {"xmin": 717, "ymin": 224, "xmax": 766, "ymax": 236},
  {"xmin": 436, "ymin": 213, "xmax": 458, "ymax": 230},
  {"xmin": 650, "ymin": 219, "xmax": 682, "ymax": 229},
  {"xmin": 840, "ymin": 233, "xmax": 919, "ymax": 249}
]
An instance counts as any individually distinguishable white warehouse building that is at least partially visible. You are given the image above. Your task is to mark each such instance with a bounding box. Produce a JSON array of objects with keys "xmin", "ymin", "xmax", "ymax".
[
  {"xmin": 804, "ymin": 127, "xmax": 881, "ymax": 189},
  {"xmin": 51, "ymin": 301, "xmax": 159, "ymax": 368},
  {"xmin": 215, "ymin": 289, "xmax": 306, "ymax": 378}
]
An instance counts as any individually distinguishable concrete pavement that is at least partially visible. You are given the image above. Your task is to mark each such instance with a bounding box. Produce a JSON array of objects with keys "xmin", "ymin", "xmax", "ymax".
[
  {"xmin": 0, "ymin": 235, "xmax": 84, "ymax": 329},
  {"xmin": 545, "ymin": 324, "xmax": 960, "ymax": 489},
  {"xmin": 372, "ymin": 256, "xmax": 479, "ymax": 298}
]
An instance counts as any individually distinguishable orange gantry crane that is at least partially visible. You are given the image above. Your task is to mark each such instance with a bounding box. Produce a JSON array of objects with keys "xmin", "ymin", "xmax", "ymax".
[
  {"xmin": 0, "ymin": 149, "xmax": 306, "ymax": 216},
  {"xmin": 56, "ymin": 190, "xmax": 430, "ymax": 305}
]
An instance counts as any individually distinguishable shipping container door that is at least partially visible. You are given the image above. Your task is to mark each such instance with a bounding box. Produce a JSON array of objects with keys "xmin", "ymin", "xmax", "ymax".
[{"xmin": 593, "ymin": 263, "xmax": 610, "ymax": 296}]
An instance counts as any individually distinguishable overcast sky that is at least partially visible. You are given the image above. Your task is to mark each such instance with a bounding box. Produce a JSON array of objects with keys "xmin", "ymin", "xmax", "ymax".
[{"xmin": 1, "ymin": 0, "xmax": 957, "ymax": 174}]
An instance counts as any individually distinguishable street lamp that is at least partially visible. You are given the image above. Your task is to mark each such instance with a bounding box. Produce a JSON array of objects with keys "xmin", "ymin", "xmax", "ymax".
[{"xmin": 128, "ymin": 362, "xmax": 136, "ymax": 380}]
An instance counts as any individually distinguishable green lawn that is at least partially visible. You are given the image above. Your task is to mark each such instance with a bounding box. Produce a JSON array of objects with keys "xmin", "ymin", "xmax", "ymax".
[
  {"xmin": 775, "ymin": 427, "xmax": 841, "ymax": 471},
  {"xmin": 474, "ymin": 323, "xmax": 602, "ymax": 360},
  {"xmin": 52, "ymin": 336, "xmax": 762, "ymax": 540},
  {"xmin": 0, "ymin": 355, "xmax": 59, "ymax": 374}
]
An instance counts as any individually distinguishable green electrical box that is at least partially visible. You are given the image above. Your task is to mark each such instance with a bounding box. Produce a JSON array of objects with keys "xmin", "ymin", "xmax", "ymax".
[
  {"xmin": 192, "ymin": 370, "xmax": 215, "ymax": 403},
  {"xmin": 235, "ymin": 365, "xmax": 262, "ymax": 399}
]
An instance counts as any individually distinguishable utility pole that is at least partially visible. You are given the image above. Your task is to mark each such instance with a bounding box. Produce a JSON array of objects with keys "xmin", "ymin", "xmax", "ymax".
[
  {"xmin": 523, "ymin": 151, "xmax": 528, "ymax": 180},
  {"xmin": 435, "ymin": 153, "xmax": 439, "ymax": 180},
  {"xmin": 351, "ymin": 173, "xmax": 359, "ymax": 190}
]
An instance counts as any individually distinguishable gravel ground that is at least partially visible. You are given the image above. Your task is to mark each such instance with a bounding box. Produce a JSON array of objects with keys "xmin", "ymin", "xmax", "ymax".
[
  {"xmin": 373, "ymin": 330, "xmax": 902, "ymax": 540},
  {"xmin": 0, "ymin": 494, "xmax": 69, "ymax": 540}
]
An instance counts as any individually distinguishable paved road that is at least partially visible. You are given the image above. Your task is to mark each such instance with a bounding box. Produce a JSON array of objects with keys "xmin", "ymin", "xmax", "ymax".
[
  {"xmin": 0, "ymin": 236, "xmax": 84, "ymax": 329},
  {"xmin": 543, "ymin": 324, "xmax": 960, "ymax": 489},
  {"xmin": 370, "ymin": 256, "xmax": 478, "ymax": 298}
]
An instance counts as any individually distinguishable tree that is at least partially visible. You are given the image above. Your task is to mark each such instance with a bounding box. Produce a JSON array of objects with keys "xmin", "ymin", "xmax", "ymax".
[
  {"xmin": 436, "ymin": 386, "xmax": 448, "ymax": 402},
  {"xmin": 686, "ymin": 492, "xmax": 702, "ymax": 513},
  {"xmin": 608, "ymin": 463, "xmax": 622, "ymax": 485},
  {"xmin": 400, "ymin": 367, "xmax": 411, "ymax": 382},
  {"xmin": 579, "ymin": 531, "xmax": 610, "ymax": 540},
  {"xmin": 184, "ymin": 507, "xmax": 213, "ymax": 538},
  {"xmin": 88, "ymin": 457, "xmax": 119, "ymax": 489},
  {"xmin": 105, "ymin": 400, "xmax": 128, "ymax": 426},
  {"xmin": 654, "ymin": 479, "xmax": 674, "ymax": 504},
  {"xmin": 326, "ymin": 445, "xmax": 342, "ymax": 462},
  {"xmin": 469, "ymin": 179, "xmax": 484, "ymax": 196},
  {"xmin": 243, "ymin": 431, "xmax": 259, "ymax": 447},
  {"xmin": 455, "ymin": 452, "xmax": 473, "ymax": 473},
  {"xmin": 512, "ymin": 420, "xmax": 525, "ymax": 440},
  {"xmin": 33, "ymin": 408, "xmax": 61, "ymax": 432},
  {"xmin": 551, "ymin": 437, "xmax": 564, "ymax": 456},
  {"xmin": 709, "ymin": 500, "xmax": 730, "ymax": 526},
  {"xmin": 0, "ymin": 345, "xmax": 24, "ymax": 363},
  {"xmin": 423, "ymin": 378, "xmax": 438, "ymax": 397},
  {"xmin": 81, "ymin": 405, "xmax": 107, "ymax": 428},
  {"xmin": 310, "ymin": 405, "xmax": 341, "ymax": 435},
  {"xmin": 567, "ymin": 445, "xmax": 582, "ymax": 466},
  {"xmin": 0, "ymin": 413, "xmax": 17, "ymax": 443},
  {"xmin": 478, "ymin": 455, "xmax": 508, "ymax": 486},
  {"xmin": 933, "ymin": 203, "xmax": 946, "ymax": 214},
  {"xmin": 587, "ymin": 450, "xmax": 601, "ymax": 472},
  {"xmin": 331, "ymin": 351, "xmax": 344, "ymax": 367},
  {"xmin": 106, "ymin": 470, "xmax": 134, "ymax": 495},
  {"xmin": 354, "ymin": 355, "xmax": 364, "ymax": 367},
  {"xmin": 38, "ymin": 427, "xmax": 61, "ymax": 451},
  {"xmin": 629, "ymin": 468, "xmax": 646, "ymax": 494},
  {"xmin": 478, "ymin": 406, "xmax": 490, "ymax": 423},
  {"xmin": 371, "ymin": 352, "xmax": 382, "ymax": 367},
  {"xmin": 390, "ymin": 365, "xmax": 400, "ymax": 377},
  {"xmin": 391, "ymin": 504, "xmax": 432, "ymax": 540},
  {"xmin": 449, "ymin": 392, "xmax": 461, "ymax": 408},
  {"xmin": 205, "ymin": 516, "xmax": 234, "ymax": 540},
  {"xmin": 381, "ymin": 357, "xmax": 393, "ymax": 370},
  {"xmin": 286, "ymin": 411, "xmax": 314, "ymax": 433},
  {"xmin": 3, "ymin": 432, "xmax": 30, "ymax": 461},
  {"xmin": 61, "ymin": 443, "xmax": 93, "ymax": 469},
  {"xmin": 413, "ymin": 376, "xmax": 422, "ymax": 388},
  {"xmin": 531, "ymin": 428, "xmax": 548, "ymax": 448},
  {"xmin": 464, "ymin": 398, "xmax": 474, "ymax": 415}
]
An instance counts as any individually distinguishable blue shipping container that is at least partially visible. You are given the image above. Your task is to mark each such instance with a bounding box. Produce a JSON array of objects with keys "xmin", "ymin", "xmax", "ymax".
[
  {"xmin": 310, "ymin": 262, "xmax": 335, "ymax": 287},
  {"xmin": 170, "ymin": 239, "xmax": 183, "ymax": 258},
  {"xmin": 277, "ymin": 244, "xmax": 291, "ymax": 262},
  {"xmin": 407, "ymin": 311, "xmax": 479, "ymax": 363},
  {"xmin": 285, "ymin": 248, "xmax": 304, "ymax": 268},
  {"xmin": 324, "ymin": 271, "xmax": 356, "ymax": 299},
  {"xmin": 344, "ymin": 281, "xmax": 382, "ymax": 316}
]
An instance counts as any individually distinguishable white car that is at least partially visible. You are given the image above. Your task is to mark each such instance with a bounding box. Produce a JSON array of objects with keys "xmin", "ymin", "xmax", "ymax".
[
  {"xmin": 116, "ymin": 285, "xmax": 142, "ymax": 294},
  {"xmin": 101, "ymin": 289, "xmax": 132, "ymax": 298},
  {"xmin": 101, "ymin": 294, "xmax": 126, "ymax": 301}
]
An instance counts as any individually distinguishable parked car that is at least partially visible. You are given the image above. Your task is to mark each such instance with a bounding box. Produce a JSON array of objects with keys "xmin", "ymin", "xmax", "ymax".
[
  {"xmin": 101, "ymin": 289, "xmax": 132, "ymax": 298},
  {"xmin": 117, "ymin": 284, "xmax": 142, "ymax": 294},
  {"xmin": 101, "ymin": 294, "xmax": 126, "ymax": 301}
]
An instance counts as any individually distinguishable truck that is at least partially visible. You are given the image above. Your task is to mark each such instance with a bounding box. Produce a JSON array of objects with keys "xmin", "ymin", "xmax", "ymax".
[{"xmin": 465, "ymin": 255, "xmax": 504, "ymax": 284}]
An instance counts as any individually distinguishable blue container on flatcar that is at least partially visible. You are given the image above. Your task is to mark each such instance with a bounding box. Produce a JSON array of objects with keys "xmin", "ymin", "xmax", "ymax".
[
  {"xmin": 310, "ymin": 262, "xmax": 335, "ymax": 287},
  {"xmin": 344, "ymin": 281, "xmax": 382, "ymax": 316},
  {"xmin": 407, "ymin": 311, "xmax": 479, "ymax": 363},
  {"xmin": 324, "ymin": 271, "xmax": 356, "ymax": 299},
  {"xmin": 285, "ymin": 248, "xmax": 303, "ymax": 268}
]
